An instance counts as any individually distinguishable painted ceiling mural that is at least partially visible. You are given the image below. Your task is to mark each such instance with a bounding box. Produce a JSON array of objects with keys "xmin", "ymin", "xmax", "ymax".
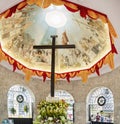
[{"xmin": 0, "ymin": 0, "xmax": 118, "ymax": 82}]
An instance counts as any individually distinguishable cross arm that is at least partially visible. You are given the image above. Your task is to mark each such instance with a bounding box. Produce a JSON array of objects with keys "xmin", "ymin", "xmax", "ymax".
[
  {"xmin": 33, "ymin": 44, "xmax": 75, "ymax": 49},
  {"xmin": 55, "ymin": 44, "xmax": 75, "ymax": 49}
]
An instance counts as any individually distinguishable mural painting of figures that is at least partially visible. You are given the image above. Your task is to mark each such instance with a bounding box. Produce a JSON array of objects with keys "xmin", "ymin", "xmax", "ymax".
[{"xmin": 0, "ymin": 4, "xmax": 111, "ymax": 72}]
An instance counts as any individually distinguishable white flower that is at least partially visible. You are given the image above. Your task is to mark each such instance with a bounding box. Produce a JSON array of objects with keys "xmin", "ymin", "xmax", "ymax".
[{"xmin": 48, "ymin": 117, "xmax": 53, "ymax": 121}]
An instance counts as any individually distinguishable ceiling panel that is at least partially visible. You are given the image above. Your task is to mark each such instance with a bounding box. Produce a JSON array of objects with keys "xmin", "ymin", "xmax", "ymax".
[{"xmin": 0, "ymin": 0, "xmax": 119, "ymax": 79}]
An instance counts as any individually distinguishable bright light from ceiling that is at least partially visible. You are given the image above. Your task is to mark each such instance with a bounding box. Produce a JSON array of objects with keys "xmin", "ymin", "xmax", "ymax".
[{"xmin": 45, "ymin": 10, "xmax": 67, "ymax": 28}]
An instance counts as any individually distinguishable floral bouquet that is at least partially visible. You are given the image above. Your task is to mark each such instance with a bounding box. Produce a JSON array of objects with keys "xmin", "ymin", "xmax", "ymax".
[{"xmin": 33, "ymin": 99, "xmax": 73, "ymax": 124}]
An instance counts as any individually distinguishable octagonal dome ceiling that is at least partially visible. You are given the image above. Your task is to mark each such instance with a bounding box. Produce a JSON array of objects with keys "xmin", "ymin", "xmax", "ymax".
[{"xmin": 0, "ymin": 0, "xmax": 118, "ymax": 82}]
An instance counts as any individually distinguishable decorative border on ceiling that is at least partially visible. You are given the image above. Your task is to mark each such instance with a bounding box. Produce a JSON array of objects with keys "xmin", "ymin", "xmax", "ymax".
[{"xmin": 0, "ymin": 0, "xmax": 118, "ymax": 82}]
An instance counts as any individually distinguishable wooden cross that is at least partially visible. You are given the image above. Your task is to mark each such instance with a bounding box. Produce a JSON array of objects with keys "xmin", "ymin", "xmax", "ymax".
[{"xmin": 33, "ymin": 35, "xmax": 75, "ymax": 97}]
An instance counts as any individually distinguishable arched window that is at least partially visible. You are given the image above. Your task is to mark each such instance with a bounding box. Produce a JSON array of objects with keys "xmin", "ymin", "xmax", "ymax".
[
  {"xmin": 87, "ymin": 87, "xmax": 114, "ymax": 123},
  {"xmin": 7, "ymin": 85, "xmax": 35, "ymax": 118},
  {"xmin": 48, "ymin": 90, "xmax": 75, "ymax": 122}
]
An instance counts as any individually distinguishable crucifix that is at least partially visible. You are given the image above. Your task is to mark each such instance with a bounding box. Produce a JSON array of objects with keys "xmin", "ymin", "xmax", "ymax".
[{"xmin": 33, "ymin": 35, "xmax": 75, "ymax": 97}]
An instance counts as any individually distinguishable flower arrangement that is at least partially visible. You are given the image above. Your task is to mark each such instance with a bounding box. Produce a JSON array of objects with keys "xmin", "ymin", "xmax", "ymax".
[{"xmin": 33, "ymin": 99, "xmax": 72, "ymax": 124}]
